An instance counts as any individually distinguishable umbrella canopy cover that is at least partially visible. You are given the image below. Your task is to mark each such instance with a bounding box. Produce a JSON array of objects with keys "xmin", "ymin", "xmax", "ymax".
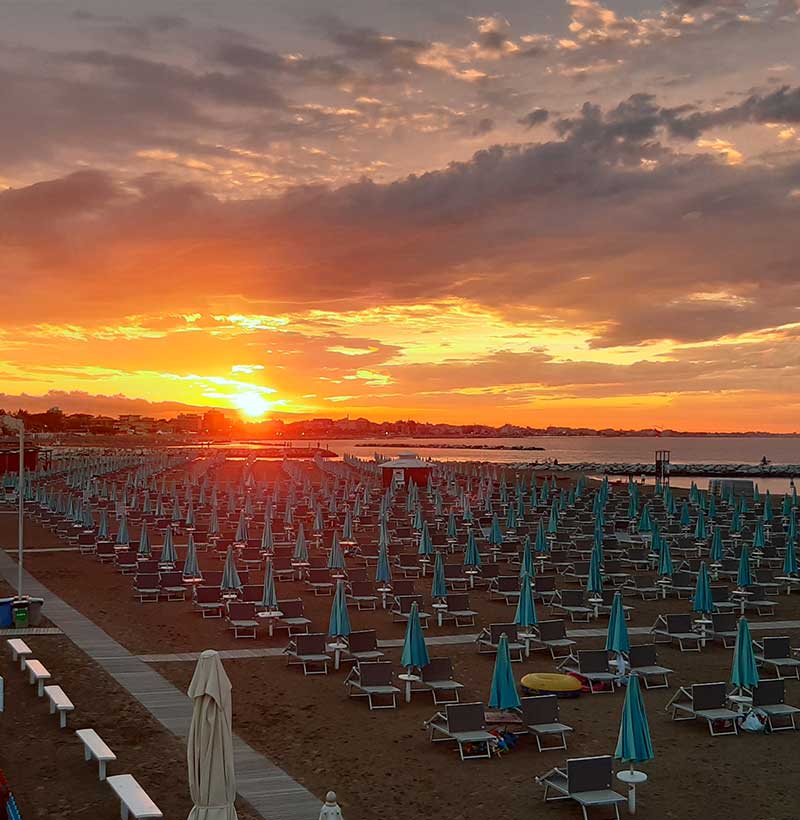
[
  {"xmin": 605, "ymin": 592, "xmax": 630, "ymax": 653},
  {"xmin": 328, "ymin": 579, "xmax": 352, "ymax": 638},
  {"xmin": 187, "ymin": 650, "xmax": 238, "ymax": 820},
  {"xmin": 400, "ymin": 602, "xmax": 430, "ymax": 670},
  {"xmin": 488, "ymin": 634, "xmax": 521, "ymax": 710},
  {"xmin": 692, "ymin": 562, "xmax": 714, "ymax": 614},
  {"xmin": 730, "ymin": 617, "xmax": 759, "ymax": 690},
  {"xmin": 615, "ymin": 674, "xmax": 654, "ymax": 766},
  {"xmin": 513, "ymin": 574, "xmax": 537, "ymax": 628}
]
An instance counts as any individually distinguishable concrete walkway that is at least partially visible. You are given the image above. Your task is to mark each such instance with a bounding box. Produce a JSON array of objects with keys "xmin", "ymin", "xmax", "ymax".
[{"xmin": 0, "ymin": 552, "xmax": 321, "ymax": 820}]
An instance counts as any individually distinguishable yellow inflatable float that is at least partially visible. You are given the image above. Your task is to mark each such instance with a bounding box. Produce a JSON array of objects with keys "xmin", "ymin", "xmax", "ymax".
[{"xmin": 520, "ymin": 672, "xmax": 582, "ymax": 697}]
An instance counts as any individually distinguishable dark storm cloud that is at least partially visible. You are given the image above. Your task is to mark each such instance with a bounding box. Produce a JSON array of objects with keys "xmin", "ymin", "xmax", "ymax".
[{"xmin": 518, "ymin": 108, "xmax": 549, "ymax": 128}]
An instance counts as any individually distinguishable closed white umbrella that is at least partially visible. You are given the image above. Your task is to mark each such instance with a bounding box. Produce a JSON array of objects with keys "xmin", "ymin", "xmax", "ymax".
[{"xmin": 187, "ymin": 650, "xmax": 238, "ymax": 820}]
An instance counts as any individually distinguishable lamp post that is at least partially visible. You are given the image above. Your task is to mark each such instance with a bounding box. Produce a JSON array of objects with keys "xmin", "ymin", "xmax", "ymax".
[{"xmin": 1, "ymin": 415, "xmax": 24, "ymax": 598}]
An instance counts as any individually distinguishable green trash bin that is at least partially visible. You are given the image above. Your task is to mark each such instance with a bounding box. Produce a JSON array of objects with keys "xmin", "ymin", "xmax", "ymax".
[{"xmin": 11, "ymin": 599, "xmax": 29, "ymax": 629}]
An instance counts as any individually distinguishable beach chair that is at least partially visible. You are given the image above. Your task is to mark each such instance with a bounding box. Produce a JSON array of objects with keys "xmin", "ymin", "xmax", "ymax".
[
  {"xmin": 347, "ymin": 580, "xmax": 378, "ymax": 611},
  {"xmin": 623, "ymin": 574, "xmax": 659, "ymax": 601},
  {"xmin": 531, "ymin": 619, "xmax": 576, "ymax": 660},
  {"xmin": 668, "ymin": 571, "xmax": 695, "ymax": 599},
  {"xmin": 559, "ymin": 650, "xmax": 616, "ymax": 694},
  {"xmin": 276, "ymin": 598, "xmax": 311, "ymax": 635},
  {"xmin": 193, "ymin": 585, "xmax": 223, "ymax": 618},
  {"xmin": 395, "ymin": 553, "xmax": 421, "ymax": 578},
  {"xmin": 667, "ymin": 682, "xmax": 739, "ymax": 736},
  {"xmin": 518, "ymin": 695, "xmax": 573, "ymax": 751},
  {"xmin": 710, "ymin": 612, "xmax": 737, "ymax": 648},
  {"xmin": 419, "ymin": 657, "xmax": 464, "ymax": 705},
  {"xmin": 751, "ymin": 678, "xmax": 800, "ymax": 731},
  {"xmin": 488, "ymin": 575, "xmax": 521, "ymax": 605},
  {"xmin": 596, "ymin": 589, "xmax": 633, "ymax": 620},
  {"xmin": 133, "ymin": 573, "xmax": 161, "ymax": 603},
  {"xmin": 226, "ymin": 602, "xmax": 258, "ymax": 639},
  {"xmin": 390, "ymin": 579, "xmax": 416, "ymax": 597},
  {"xmin": 391, "ymin": 595, "xmax": 430, "ymax": 628},
  {"xmin": 535, "ymin": 755, "xmax": 626, "ymax": 820},
  {"xmin": 285, "ymin": 633, "xmax": 331, "ymax": 675},
  {"xmin": 440, "ymin": 593, "xmax": 478, "ymax": 628},
  {"xmin": 532, "ymin": 575, "xmax": 558, "ymax": 605},
  {"xmin": 159, "ymin": 570, "xmax": 186, "ymax": 602},
  {"xmin": 342, "ymin": 630, "xmax": 385, "ymax": 665},
  {"xmin": 427, "ymin": 702, "xmax": 494, "ymax": 760},
  {"xmin": 601, "ymin": 559, "xmax": 629, "ymax": 587},
  {"xmin": 709, "ymin": 586, "xmax": 736, "ymax": 613},
  {"xmin": 443, "ymin": 562, "xmax": 468, "ymax": 591},
  {"xmin": 627, "ymin": 644, "xmax": 673, "ymax": 689},
  {"xmin": 476, "ymin": 623, "xmax": 525, "ymax": 662},
  {"xmin": 305, "ymin": 567, "xmax": 334, "ymax": 596},
  {"xmin": 115, "ymin": 550, "xmax": 138, "ymax": 575},
  {"xmin": 651, "ymin": 613, "xmax": 701, "ymax": 652},
  {"xmin": 552, "ymin": 589, "xmax": 593, "ymax": 623},
  {"xmin": 742, "ymin": 584, "xmax": 778, "ymax": 617},
  {"xmin": 755, "ymin": 636, "xmax": 800, "ymax": 680},
  {"xmin": 272, "ymin": 556, "xmax": 296, "ymax": 582},
  {"xmin": 344, "ymin": 661, "xmax": 400, "ymax": 709}
]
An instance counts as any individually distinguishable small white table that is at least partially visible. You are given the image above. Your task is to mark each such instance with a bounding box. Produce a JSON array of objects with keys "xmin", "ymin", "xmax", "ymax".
[
  {"xmin": 432, "ymin": 602, "xmax": 448, "ymax": 627},
  {"xmin": 656, "ymin": 579, "xmax": 672, "ymax": 600},
  {"xmin": 327, "ymin": 641, "xmax": 348, "ymax": 671},
  {"xmin": 617, "ymin": 770, "xmax": 647, "ymax": 815},
  {"xmin": 694, "ymin": 618, "xmax": 712, "ymax": 648},
  {"xmin": 465, "ymin": 568, "xmax": 478, "ymax": 589},
  {"xmin": 588, "ymin": 596, "xmax": 603, "ymax": 619},
  {"xmin": 257, "ymin": 610, "xmax": 283, "ymax": 637},
  {"xmin": 398, "ymin": 672, "xmax": 421, "ymax": 703},
  {"xmin": 727, "ymin": 693, "xmax": 752, "ymax": 714},
  {"xmin": 518, "ymin": 631, "xmax": 535, "ymax": 658},
  {"xmin": 377, "ymin": 585, "xmax": 392, "ymax": 609},
  {"xmin": 731, "ymin": 588, "xmax": 752, "ymax": 615}
]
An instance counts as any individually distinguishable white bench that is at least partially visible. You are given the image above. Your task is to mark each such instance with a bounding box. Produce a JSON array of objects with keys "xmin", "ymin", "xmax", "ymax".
[
  {"xmin": 106, "ymin": 774, "xmax": 163, "ymax": 819},
  {"xmin": 23, "ymin": 658, "xmax": 51, "ymax": 696},
  {"xmin": 76, "ymin": 728, "xmax": 117, "ymax": 780},
  {"xmin": 43, "ymin": 684, "xmax": 74, "ymax": 728},
  {"xmin": 7, "ymin": 638, "xmax": 32, "ymax": 670}
]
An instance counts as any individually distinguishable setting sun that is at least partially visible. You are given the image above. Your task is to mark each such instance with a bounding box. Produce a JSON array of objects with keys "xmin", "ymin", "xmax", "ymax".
[{"xmin": 232, "ymin": 391, "xmax": 273, "ymax": 419}]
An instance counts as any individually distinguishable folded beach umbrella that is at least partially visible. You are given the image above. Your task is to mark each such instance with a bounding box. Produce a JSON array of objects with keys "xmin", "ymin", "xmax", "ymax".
[
  {"xmin": 115, "ymin": 513, "xmax": 130, "ymax": 547},
  {"xmin": 587, "ymin": 545, "xmax": 604, "ymax": 595},
  {"xmin": 293, "ymin": 523, "xmax": 309, "ymax": 563},
  {"xmin": 729, "ymin": 507, "xmax": 742, "ymax": 535},
  {"xmin": 260, "ymin": 560, "xmax": 277, "ymax": 609},
  {"xmin": 183, "ymin": 533, "xmax": 202, "ymax": 582},
  {"xmin": 783, "ymin": 538, "xmax": 798, "ymax": 576},
  {"xmin": 638, "ymin": 504, "xmax": 652, "ymax": 534},
  {"xmin": 679, "ymin": 501, "xmax": 691, "ymax": 528},
  {"xmin": 417, "ymin": 521, "xmax": 434, "ymax": 558},
  {"xmin": 692, "ymin": 562, "xmax": 714, "ymax": 614},
  {"xmin": 160, "ymin": 525, "xmax": 178, "ymax": 564},
  {"xmin": 234, "ymin": 510, "xmax": 249, "ymax": 544},
  {"xmin": 342, "ymin": 507, "xmax": 354, "ymax": 541},
  {"xmin": 375, "ymin": 542, "xmax": 393, "ymax": 585},
  {"xmin": 730, "ymin": 617, "xmax": 759, "ymax": 691},
  {"xmin": 208, "ymin": 507, "xmax": 220, "ymax": 537},
  {"xmin": 327, "ymin": 531, "xmax": 347, "ymax": 572},
  {"xmin": 535, "ymin": 519, "xmax": 549, "ymax": 555},
  {"xmin": 489, "ymin": 513, "xmax": 503, "ymax": 546},
  {"xmin": 519, "ymin": 535, "xmax": 534, "ymax": 578},
  {"xmin": 187, "ymin": 650, "xmax": 237, "ymax": 820},
  {"xmin": 431, "ymin": 551, "xmax": 448, "ymax": 600},
  {"xmin": 401, "ymin": 602, "xmax": 430, "ymax": 671},
  {"xmin": 709, "ymin": 526, "xmax": 724, "ymax": 563},
  {"xmin": 488, "ymin": 634, "xmax": 521, "ymax": 710},
  {"xmin": 463, "ymin": 529, "xmax": 482, "ymax": 568},
  {"xmin": 98, "ymin": 508, "xmax": 109, "ymax": 540},
  {"xmin": 412, "ymin": 505, "xmax": 424, "ymax": 530},
  {"xmin": 547, "ymin": 501, "xmax": 559, "ymax": 535},
  {"xmin": 171, "ymin": 500, "xmax": 182, "ymax": 526},
  {"xmin": 657, "ymin": 538, "xmax": 674, "ymax": 578},
  {"xmin": 752, "ymin": 520, "xmax": 766, "ymax": 551},
  {"xmin": 694, "ymin": 508, "xmax": 708, "ymax": 541},
  {"xmin": 737, "ymin": 545, "xmax": 753, "ymax": 588},
  {"xmin": 615, "ymin": 674, "xmax": 654, "ymax": 772},
  {"xmin": 328, "ymin": 579, "xmax": 352, "ymax": 639},
  {"xmin": 514, "ymin": 573, "xmax": 537, "ymax": 629},
  {"xmin": 138, "ymin": 519, "xmax": 152, "ymax": 557},
  {"xmin": 447, "ymin": 511, "xmax": 458, "ymax": 540},
  {"xmin": 313, "ymin": 504, "xmax": 324, "ymax": 534},
  {"xmin": 763, "ymin": 491, "xmax": 773, "ymax": 524},
  {"xmin": 185, "ymin": 498, "xmax": 195, "ymax": 529},
  {"xmin": 221, "ymin": 546, "xmax": 243, "ymax": 592},
  {"xmin": 605, "ymin": 591, "xmax": 630, "ymax": 660}
]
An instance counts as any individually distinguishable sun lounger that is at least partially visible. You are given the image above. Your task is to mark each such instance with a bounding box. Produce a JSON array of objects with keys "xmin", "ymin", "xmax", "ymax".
[
  {"xmin": 552, "ymin": 589, "xmax": 593, "ymax": 623},
  {"xmin": 193, "ymin": 586, "xmax": 223, "ymax": 618},
  {"xmin": 667, "ymin": 682, "xmax": 739, "ymax": 736},
  {"xmin": 159, "ymin": 570, "xmax": 186, "ymax": 601},
  {"xmin": 518, "ymin": 695, "xmax": 573, "ymax": 751},
  {"xmin": 347, "ymin": 580, "xmax": 378, "ymax": 610},
  {"xmin": 531, "ymin": 619, "xmax": 576, "ymax": 660},
  {"xmin": 558, "ymin": 650, "xmax": 616, "ymax": 694},
  {"xmin": 651, "ymin": 613, "xmax": 701, "ymax": 652},
  {"xmin": 342, "ymin": 630, "xmax": 385, "ymax": 665},
  {"xmin": 305, "ymin": 567, "xmax": 334, "ymax": 596},
  {"xmin": 742, "ymin": 584, "xmax": 778, "ymax": 616},
  {"xmin": 44, "ymin": 685, "xmax": 74, "ymax": 728},
  {"xmin": 752, "ymin": 678, "xmax": 800, "ymax": 731},
  {"xmin": 276, "ymin": 598, "xmax": 311, "ymax": 635},
  {"xmin": 440, "ymin": 593, "xmax": 478, "ymax": 627},
  {"xmin": 755, "ymin": 636, "xmax": 800, "ymax": 680},
  {"xmin": 710, "ymin": 612, "xmax": 737, "ymax": 648},
  {"xmin": 536, "ymin": 755, "xmax": 626, "ymax": 820},
  {"xmin": 133, "ymin": 573, "xmax": 161, "ymax": 603},
  {"xmin": 627, "ymin": 644, "xmax": 673, "ymax": 689},
  {"xmin": 76, "ymin": 728, "xmax": 117, "ymax": 780},
  {"xmin": 106, "ymin": 774, "xmax": 163, "ymax": 819},
  {"xmin": 427, "ymin": 702, "xmax": 494, "ymax": 760},
  {"xmin": 489, "ymin": 575, "xmax": 521, "ymax": 605},
  {"xmin": 285, "ymin": 633, "xmax": 331, "ymax": 675},
  {"xmin": 532, "ymin": 576, "xmax": 558, "ymax": 605},
  {"xmin": 226, "ymin": 602, "xmax": 258, "ymax": 639},
  {"xmin": 476, "ymin": 623, "xmax": 525, "ymax": 662},
  {"xmin": 444, "ymin": 563, "xmax": 469, "ymax": 591},
  {"xmin": 345, "ymin": 661, "xmax": 400, "ymax": 709},
  {"xmin": 395, "ymin": 553, "xmax": 422, "ymax": 578},
  {"xmin": 418, "ymin": 657, "xmax": 464, "ymax": 704},
  {"xmin": 391, "ymin": 595, "xmax": 430, "ymax": 628}
]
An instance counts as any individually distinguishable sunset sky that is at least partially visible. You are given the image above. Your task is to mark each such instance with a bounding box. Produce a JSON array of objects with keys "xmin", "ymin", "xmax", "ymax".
[{"xmin": 2, "ymin": 0, "xmax": 800, "ymax": 430}]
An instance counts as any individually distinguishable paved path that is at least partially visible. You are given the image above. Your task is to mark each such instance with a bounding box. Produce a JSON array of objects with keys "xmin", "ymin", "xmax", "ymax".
[{"xmin": 0, "ymin": 552, "xmax": 320, "ymax": 820}]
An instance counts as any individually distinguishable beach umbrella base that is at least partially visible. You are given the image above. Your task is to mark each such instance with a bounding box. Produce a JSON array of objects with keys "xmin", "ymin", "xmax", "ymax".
[{"xmin": 616, "ymin": 769, "xmax": 647, "ymax": 814}]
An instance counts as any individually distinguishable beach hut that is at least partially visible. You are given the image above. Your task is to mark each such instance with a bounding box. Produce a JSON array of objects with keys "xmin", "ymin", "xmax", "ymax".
[{"xmin": 380, "ymin": 453, "xmax": 431, "ymax": 490}]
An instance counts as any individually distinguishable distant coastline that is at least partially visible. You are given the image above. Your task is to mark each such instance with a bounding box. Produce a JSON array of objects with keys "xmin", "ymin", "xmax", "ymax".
[{"xmin": 354, "ymin": 442, "xmax": 546, "ymax": 451}]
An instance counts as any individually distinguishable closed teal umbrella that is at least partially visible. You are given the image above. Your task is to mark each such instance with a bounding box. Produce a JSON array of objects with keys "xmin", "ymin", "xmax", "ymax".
[
  {"xmin": 694, "ymin": 509, "xmax": 708, "ymax": 541},
  {"xmin": 447, "ymin": 511, "xmax": 458, "ymax": 540},
  {"xmin": 98, "ymin": 508, "xmax": 109, "ymax": 539},
  {"xmin": 431, "ymin": 552, "xmax": 448, "ymax": 600},
  {"xmin": 260, "ymin": 560, "xmax": 277, "ymax": 609},
  {"xmin": 183, "ymin": 532, "xmax": 202, "ymax": 581},
  {"xmin": 489, "ymin": 513, "xmax": 503, "ymax": 546},
  {"xmin": 783, "ymin": 538, "xmax": 798, "ymax": 576},
  {"xmin": 160, "ymin": 525, "xmax": 177, "ymax": 564},
  {"xmin": 328, "ymin": 579, "xmax": 352, "ymax": 638},
  {"xmin": 709, "ymin": 526, "xmax": 724, "ymax": 563},
  {"xmin": 293, "ymin": 523, "xmax": 309, "ymax": 563},
  {"xmin": 342, "ymin": 507, "xmax": 354, "ymax": 541},
  {"xmin": 737, "ymin": 545, "xmax": 753, "ymax": 588},
  {"xmin": 692, "ymin": 562, "xmax": 714, "ymax": 614},
  {"xmin": 534, "ymin": 519, "xmax": 549, "ymax": 554},
  {"xmin": 587, "ymin": 545, "xmax": 604, "ymax": 594},
  {"xmin": 116, "ymin": 513, "xmax": 130, "ymax": 547},
  {"xmin": 401, "ymin": 602, "xmax": 430, "ymax": 670},
  {"xmin": 138, "ymin": 519, "xmax": 152, "ymax": 558},
  {"xmin": 463, "ymin": 529, "xmax": 482, "ymax": 568},
  {"xmin": 235, "ymin": 510, "xmax": 249, "ymax": 544},
  {"xmin": 679, "ymin": 501, "xmax": 691, "ymax": 528},
  {"xmin": 221, "ymin": 546, "xmax": 242, "ymax": 592},
  {"xmin": 658, "ymin": 538, "xmax": 673, "ymax": 577},
  {"xmin": 752, "ymin": 520, "xmax": 766, "ymax": 550},
  {"xmin": 615, "ymin": 675, "xmax": 654, "ymax": 774},
  {"xmin": 208, "ymin": 507, "xmax": 220, "ymax": 537},
  {"xmin": 327, "ymin": 531, "xmax": 347, "ymax": 572},
  {"xmin": 605, "ymin": 592, "xmax": 630, "ymax": 657},
  {"xmin": 547, "ymin": 502, "xmax": 559, "ymax": 535},
  {"xmin": 730, "ymin": 617, "xmax": 759, "ymax": 691},
  {"xmin": 375, "ymin": 542, "xmax": 392, "ymax": 585},
  {"xmin": 260, "ymin": 516, "xmax": 274, "ymax": 553},
  {"xmin": 417, "ymin": 520, "xmax": 434, "ymax": 558},
  {"xmin": 519, "ymin": 535, "xmax": 534, "ymax": 578},
  {"xmin": 763, "ymin": 491, "xmax": 773, "ymax": 524},
  {"xmin": 514, "ymin": 573, "xmax": 537, "ymax": 628},
  {"xmin": 638, "ymin": 504, "xmax": 652, "ymax": 534},
  {"xmin": 488, "ymin": 634, "xmax": 521, "ymax": 710}
]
